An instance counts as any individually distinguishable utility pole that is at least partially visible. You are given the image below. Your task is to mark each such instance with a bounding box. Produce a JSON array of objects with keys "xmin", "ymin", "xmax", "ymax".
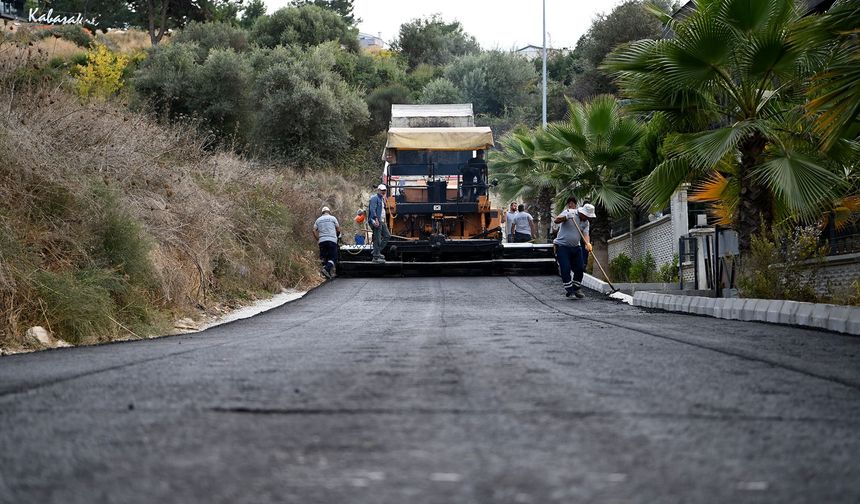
[{"xmin": 542, "ymin": 0, "xmax": 547, "ymax": 129}]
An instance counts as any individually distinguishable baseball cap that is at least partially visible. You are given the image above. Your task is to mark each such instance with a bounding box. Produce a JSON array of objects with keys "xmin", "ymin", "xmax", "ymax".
[
  {"xmin": 377, "ymin": 184, "xmax": 387, "ymax": 191},
  {"xmin": 321, "ymin": 206, "xmax": 331, "ymax": 213}
]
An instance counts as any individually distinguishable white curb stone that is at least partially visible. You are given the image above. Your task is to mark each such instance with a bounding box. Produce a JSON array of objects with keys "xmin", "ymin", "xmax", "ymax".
[
  {"xmin": 751, "ymin": 299, "xmax": 770, "ymax": 321},
  {"xmin": 811, "ymin": 304, "xmax": 832, "ymax": 330},
  {"xmin": 779, "ymin": 301, "xmax": 800, "ymax": 325},
  {"xmin": 827, "ymin": 306, "xmax": 851, "ymax": 334},
  {"xmin": 848, "ymin": 308, "xmax": 860, "ymax": 334},
  {"xmin": 794, "ymin": 303, "xmax": 815, "ymax": 326},
  {"xmin": 765, "ymin": 300, "xmax": 783, "ymax": 323},
  {"xmin": 630, "ymin": 291, "xmax": 859, "ymax": 335},
  {"xmin": 681, "ymin": 296, "xmax": 694, "ymax": 312}
]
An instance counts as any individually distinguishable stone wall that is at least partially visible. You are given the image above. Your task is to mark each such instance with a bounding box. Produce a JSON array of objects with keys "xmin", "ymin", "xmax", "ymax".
[
  {"xmin": 608, "ymin": 215, "xmax": 675, "ymax": 268},
  {"xmin": 815, "ymin": 252, "xmax": 860, "ymax": 296}
]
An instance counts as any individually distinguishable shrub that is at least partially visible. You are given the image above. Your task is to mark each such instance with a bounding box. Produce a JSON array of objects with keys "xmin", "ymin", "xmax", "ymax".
[
  {"xmin": 250, "ymin": 43, "xmax": 368, "ymax": 162},
  {"xmin": 365, "ymin": 84, "xmax": 412, "ymax": 134},
  {"xmin": 251, "ymin": 4, "xmax": 359, "ymax": 51},
  {"xmin": 38, "ymin": 25, "xmax": 93, "ymax": 48},
  {"xmin": 737, "ymin": 226, "xmax": 826, "ymax": 302},
  {"xmin": 334, "ymin": 49, "xmax": 407, "ymax": 91},
  {"xmin": 657, "ymin": 254, "xmax": 679, "ymax": 283},
  {"xmin": 609, "ymin": 253, "xmax": 632, "ymax": 282},
  {"xmin": 172, "ymin": 22, "xmax": 250, "ymax": 62},
  {"xmin": 76, "ymin": 44, "xmax": 129, "ymax": 100},
  {"xmin": 132, "ymin": 42, "xmax": 200, "ymax": 117},
  {"xmin": 419, "ymin": 77, "xmax": 462, "ymax": 104},
  {"xmin": 191, "ymin": 49, "xmax": 252, "ymax": 137},
  {"xmin": 33, "ymin": 268, "xmax": 118, "ymax": 344},
  {"xmin": 91, "ymin": 186, "xmax": 155, "ymax": 287},
  {"xmin": 629, "ymin": 252, "xmax": 656, "ymax": 283},
  {"xmin": 444, "ymin": 51, "xmax": 537, "ymax": 115}
]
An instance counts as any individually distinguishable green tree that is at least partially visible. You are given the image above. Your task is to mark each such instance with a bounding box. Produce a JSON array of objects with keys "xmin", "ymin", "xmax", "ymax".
[
  {"xmin": 172, "ymin": 21, "xmax": 249, "ymax": 62},
  {"xmin": 795, "ymin": 0, "xmax": 860, "ymax": 150},
  {"xmin": 604, "ymin": 0, "xmax": 844, "ymax": 252},
  {"xmin": 392, "ymin": 15, "xmax": 480, "ymax": 69},
  {"xmin": 251, "ymin": 4, "xmax": 359, "ymax": 51},
  {"xmin": 365, "ymin": 84, "xmax": 412, "ymax": 133},
  {"xmin": 250, "ymin": 42, "xmax": 368, "ymax": 162},
  {"xmin": 240, "ymin": 0, "xmax": 267, "ymax": 29},
  {"xmin": 568, "ymin": 0, "xmax": 667, "ymax": 99},
  {"xmin": 444, "ymin": 51, "xmax": 536, "ymax": 116},
  {"xmin": 209, "ymin": 0, "xmax": 244, "ymax": 24},
  {"xmin": 131, "ymin": 42, "xmax": 199, "ymax": 117},
  {"xmin": 419, "ymin": 78, "xmax": 462, "ymax": 104},
  {"xmin": 291, "ymin": 0, "xmax": 357, "ymax": 25},
  {"xmin": 333, "ymin": 50, "xmax": 407, "ymax": 91},
  {"xmin": 190, "ymin": 48, "xmax": 252, "ymax": 138},
  {"xmin": 128, "ymin": 0, "xmax": 211, "ymax": 46}
]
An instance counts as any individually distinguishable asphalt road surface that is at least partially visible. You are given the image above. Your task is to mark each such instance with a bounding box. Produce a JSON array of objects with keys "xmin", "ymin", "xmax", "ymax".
[{"xmin": 2, "ymin": 276, "xmax": 859, "ymax": 504}]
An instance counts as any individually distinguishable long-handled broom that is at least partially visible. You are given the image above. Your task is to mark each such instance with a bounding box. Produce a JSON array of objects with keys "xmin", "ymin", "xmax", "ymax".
[{"xmin": 570, "ymin": 213, "xmax": 620, "ymax": 295}]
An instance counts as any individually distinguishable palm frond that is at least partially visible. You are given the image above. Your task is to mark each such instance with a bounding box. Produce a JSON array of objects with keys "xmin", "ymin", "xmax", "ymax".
[
  {"xmin": 636, "ymin": 156, "xmax": 694, "ymax": 210},
  {"xmin": 752, "ymin": 150, "xmax": 844, "ymax": 218}
]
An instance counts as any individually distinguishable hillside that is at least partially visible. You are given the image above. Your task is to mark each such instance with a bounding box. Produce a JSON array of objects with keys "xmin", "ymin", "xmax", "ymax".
[{"xmin": 0, "ymin": 82, "xmax": 365, "ymax": 351}]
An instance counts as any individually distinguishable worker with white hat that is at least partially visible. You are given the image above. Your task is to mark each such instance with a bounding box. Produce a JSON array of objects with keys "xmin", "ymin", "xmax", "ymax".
[
  {"xmin": 313, "ymin": 205, "xmax": 341, "ymax": 279},
  {"xmin": 553, "ymin": 196, "xmax": 595, "ymax": 298},
  {"xmin": 367, "ymin": 184, "xmax": 390, "ymax": 264}
]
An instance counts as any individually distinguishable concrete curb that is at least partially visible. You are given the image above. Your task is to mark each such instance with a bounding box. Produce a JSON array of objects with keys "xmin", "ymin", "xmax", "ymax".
[
  {"xmin": 632, "ymin": 291, "xmax": 860, "ymax": 335},
  {"xmin": 583, "ymin": 274, "xmax": 633, "ymax": 304}
]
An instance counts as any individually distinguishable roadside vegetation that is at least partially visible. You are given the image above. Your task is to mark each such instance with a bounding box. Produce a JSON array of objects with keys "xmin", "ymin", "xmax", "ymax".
[
  {"xmin": 0, "ymin": 29, "xmax": 363, "ymax": 350},
  {"xmin": 489, "ymin": 0, "xmax": 859, "ymax": 304}
]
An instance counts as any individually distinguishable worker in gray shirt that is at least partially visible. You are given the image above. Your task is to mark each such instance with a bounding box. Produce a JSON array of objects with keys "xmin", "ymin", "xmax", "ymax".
[
  {"xmin": 553, "ymin": 196, "xmax": 595, "ymax": 298},
  {"xmin": 314, "ymin": 206, "xmax": 341, "ymax": 279},
  {"xmin": 510, "ymin": 204, "xmax": 537, "ymax": 243},
  {"xmin": 501, "ymin": 202, "xmax": 517, "ymax": 243}
]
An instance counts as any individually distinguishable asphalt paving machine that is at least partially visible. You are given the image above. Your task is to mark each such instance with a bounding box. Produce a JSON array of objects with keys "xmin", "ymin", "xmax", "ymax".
[{"xmin": 339, "ymin": 104, "xmax": 556, "ymax": 277}]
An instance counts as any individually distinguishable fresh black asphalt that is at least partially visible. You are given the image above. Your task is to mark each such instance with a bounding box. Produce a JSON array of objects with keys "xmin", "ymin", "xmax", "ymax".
[{"xmin": 1, "ymin": 276, "xmax": 859, "ymax": 503}]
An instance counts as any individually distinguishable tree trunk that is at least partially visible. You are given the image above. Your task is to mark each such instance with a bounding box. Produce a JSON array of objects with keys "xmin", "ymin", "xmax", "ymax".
[
  {"xmin": 736, "ymin": 133, "xmax": 772, "ymax": 253},
  {"xmin": 147, "ymin": 0, "xmax": 169, "ymax": 46},
  {"xmin": 590, "ymin": 203, "xmax": 611, "ymax": 280},
  {"xmin": 536, "ymin": 186, "xmax": 555, "ymax": 242}
]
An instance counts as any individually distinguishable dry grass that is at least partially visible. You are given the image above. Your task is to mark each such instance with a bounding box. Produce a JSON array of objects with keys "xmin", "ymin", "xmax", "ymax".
[
  {"xmin": 0, "ymin": 52, "xmax": 364, "ymax": 349},
  {"xmin": 100, "ymin": 29, "xmax": 157, "ymax": 54}
]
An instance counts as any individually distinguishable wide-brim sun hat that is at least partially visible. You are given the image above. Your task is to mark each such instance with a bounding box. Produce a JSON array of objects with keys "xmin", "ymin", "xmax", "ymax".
[{"xmin": 579, "ymin": 203, "xmax": 596, "ymax": 219}]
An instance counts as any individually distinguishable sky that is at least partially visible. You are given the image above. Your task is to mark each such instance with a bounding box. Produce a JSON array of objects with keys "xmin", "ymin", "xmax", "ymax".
[{"xmin": 266, "ymin": 0, "xmax": 627, "ymax": 51}]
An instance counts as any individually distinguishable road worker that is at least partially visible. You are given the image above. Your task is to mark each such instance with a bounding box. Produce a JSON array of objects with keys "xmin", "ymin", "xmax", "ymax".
[
  {"xmin": 368, "ymin": 184, "xmax": 390, "ymax": 264},
  {"xmin": 510, "ymin": 204, "xmax": 537, "ymax": 243},
  {"xmin": 553, "ymin": 197, "xmax": 595, "ymax": 298},
  {"xmin": 501, "ymin": 202, "xmax": 518, "ymax": 243},
  {"xmin": 313, "ymin": 206, "xmax": 341, "ymax": 279}
]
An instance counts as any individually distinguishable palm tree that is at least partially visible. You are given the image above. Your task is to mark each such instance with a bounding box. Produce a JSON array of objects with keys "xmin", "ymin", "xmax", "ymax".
[
  {"xmin": 489, "ymin": 128, "xmax": 558, "ymax": 240},
  {"xmin": 795, "ymin": 0, "xmax": 860, "ymax": 150},
  {"xmin": 603, "ymin": 0, "xmax": 845, "ymax": 252},
  {"xmin": 538, "ymin": 95, "xmax": 645, "ymax": 273}
]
